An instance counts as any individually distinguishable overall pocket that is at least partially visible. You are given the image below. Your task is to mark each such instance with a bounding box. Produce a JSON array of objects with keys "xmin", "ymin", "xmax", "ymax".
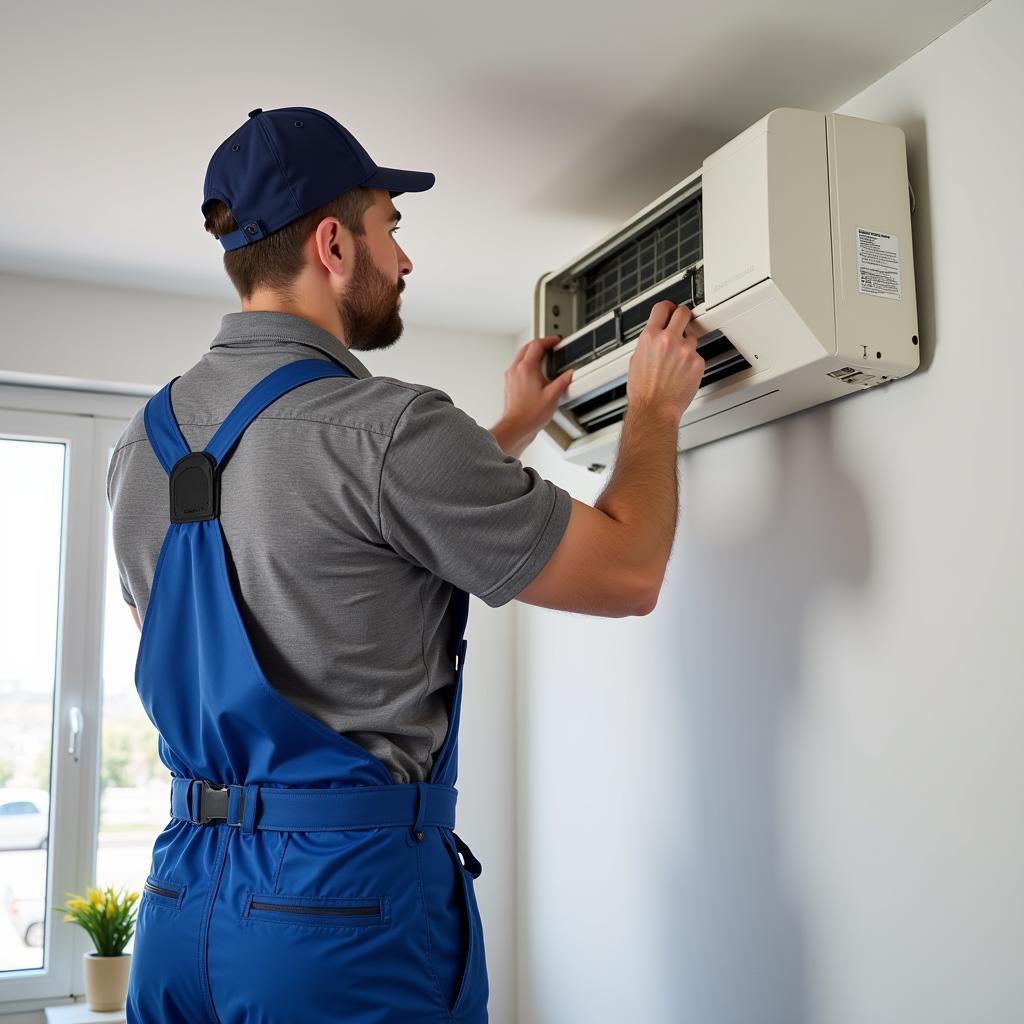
[
  {"xmin": 141, "ymin": 874, "xmax": 185, "ymax": 911},
  {"xmin": 242, "ymin": 892, "xmax": 388, "ymax": 930},
  {"xmin": 444, "ymin": 829, "xmax": 484, "ymax": 1018},
  {"xmin": 419, "ymin": 829, "xmax": 481, "ymax": 1018}
]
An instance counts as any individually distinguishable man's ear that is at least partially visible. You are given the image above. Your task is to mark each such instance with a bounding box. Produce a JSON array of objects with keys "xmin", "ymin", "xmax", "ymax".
[{"xmin": 313, "ymin": 216, "xmax": 352, "ymax": 281}]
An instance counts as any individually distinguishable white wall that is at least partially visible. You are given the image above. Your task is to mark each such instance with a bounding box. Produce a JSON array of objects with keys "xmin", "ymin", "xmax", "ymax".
[
  {"xmin": 0, "ymin": 272, "xmax": 521, "ymax": 1024},
  {"xmin": 515, "ymin": 1, "xmax": 1023, "ymax": 1022}
]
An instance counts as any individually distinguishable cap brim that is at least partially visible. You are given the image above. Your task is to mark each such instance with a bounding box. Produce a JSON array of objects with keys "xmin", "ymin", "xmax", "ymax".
[{"xmin": 362, "ymin": 166, "xmax": 435, "ymax": 197}]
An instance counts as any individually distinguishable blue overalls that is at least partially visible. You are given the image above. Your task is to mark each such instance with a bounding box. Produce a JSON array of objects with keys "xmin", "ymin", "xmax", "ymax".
[{"xmin": 126, "ymin": 358, "xmax": 489, "ymax": 1023}]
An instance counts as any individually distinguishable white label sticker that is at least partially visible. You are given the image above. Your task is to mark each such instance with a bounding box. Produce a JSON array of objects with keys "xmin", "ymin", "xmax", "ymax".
[
  {"xmin": 828, "ymin": 366, "xmax": 887, "ymax": 389},
  {"xmin": 856, "ymin": 228, "xmax": 901, "ymax": 300}
]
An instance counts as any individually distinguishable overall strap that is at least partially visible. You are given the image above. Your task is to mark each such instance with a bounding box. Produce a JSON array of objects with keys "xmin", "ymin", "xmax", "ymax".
[
  {"xmin": 143, "ymin": 358, "xmax": 355, "ymax": 478},
  {"xmin": 143, "ymin": 376, "xmax": 190, "ymax": 475},
  {"xmin": 204, "ymin": 358, "xmax": 354, "ymax": 469}
]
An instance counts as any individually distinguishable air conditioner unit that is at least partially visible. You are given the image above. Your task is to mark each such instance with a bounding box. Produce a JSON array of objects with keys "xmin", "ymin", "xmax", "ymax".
[{"xmin": 533, "ymin": 107, "xmax": 919, "ymax": 471}]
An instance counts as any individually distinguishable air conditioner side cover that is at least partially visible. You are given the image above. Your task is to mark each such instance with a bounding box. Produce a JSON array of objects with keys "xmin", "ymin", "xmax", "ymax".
[{"xmin": 828, "ymin": 113, "xmax": 919, "ymax": 371}]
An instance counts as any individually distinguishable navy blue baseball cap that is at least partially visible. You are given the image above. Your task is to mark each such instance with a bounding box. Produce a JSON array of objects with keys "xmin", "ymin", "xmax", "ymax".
[{"xmin": 203, "ymin": 106, "xmax": 435, "ymax": 252}]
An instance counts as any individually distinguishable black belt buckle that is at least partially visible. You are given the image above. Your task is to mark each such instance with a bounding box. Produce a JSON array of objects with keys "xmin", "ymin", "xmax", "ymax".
[{"xmin": 192, "ymin": 780, "xmax": 231, "ymax": 825}]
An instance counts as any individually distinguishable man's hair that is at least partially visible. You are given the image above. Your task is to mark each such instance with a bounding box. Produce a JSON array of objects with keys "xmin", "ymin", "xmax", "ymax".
[{"xmin": 201, "ymin": 187, "xmax": 376, "ymax": 300}]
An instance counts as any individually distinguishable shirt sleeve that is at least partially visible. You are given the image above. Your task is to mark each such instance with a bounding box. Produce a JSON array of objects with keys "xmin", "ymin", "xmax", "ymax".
[
  {"xmin": 106, "ymin": 444, "xmax": 137, "ymax": 608},
  {"xmin": 379, "ymin": 388, "xmax": 572, "ymax": 608}
]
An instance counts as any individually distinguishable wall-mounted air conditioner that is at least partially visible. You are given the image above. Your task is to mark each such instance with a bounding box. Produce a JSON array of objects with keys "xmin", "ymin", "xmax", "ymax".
[{"xmin": 533, "ymin": 107, "xmax": 919, "ymax": 471}]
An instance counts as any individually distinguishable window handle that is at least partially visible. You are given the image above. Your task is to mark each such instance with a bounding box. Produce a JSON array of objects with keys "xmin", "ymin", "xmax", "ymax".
[{"xmin": 67, "ymin": 705, "xmax": 83, "ymax": 761}]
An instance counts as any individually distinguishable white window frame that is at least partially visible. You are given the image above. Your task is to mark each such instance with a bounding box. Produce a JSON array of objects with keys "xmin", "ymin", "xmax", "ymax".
[{"xmin": 0, "ymin": 382, "xmax": 152, "ymax": 1017}]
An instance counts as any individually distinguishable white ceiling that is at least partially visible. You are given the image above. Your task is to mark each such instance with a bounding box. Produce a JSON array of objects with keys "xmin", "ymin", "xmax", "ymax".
[{"xmin": 0, "ymin": 0, "xmax": 987, "ymax": 335}]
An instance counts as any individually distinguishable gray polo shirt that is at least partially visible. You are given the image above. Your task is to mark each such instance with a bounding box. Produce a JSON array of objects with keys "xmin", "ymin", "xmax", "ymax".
[{"xmin": 107, "ymin": 310, "xmax": 572, "ymax": 784}]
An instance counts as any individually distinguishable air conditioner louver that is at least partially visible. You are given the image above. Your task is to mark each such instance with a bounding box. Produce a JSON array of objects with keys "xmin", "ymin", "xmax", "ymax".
[{"xmin": 563, "ymin": 329, "xmax": 751, "ymax": 436}]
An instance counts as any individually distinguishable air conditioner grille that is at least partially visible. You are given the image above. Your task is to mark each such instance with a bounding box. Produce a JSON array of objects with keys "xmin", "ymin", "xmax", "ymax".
[
  {"xmin": 547, "ymin": 270, "xmax": 704, "ymax": 379},
  {"xmin": 580, "ymin": 195, "xmax": 702, "ymax": 324}
]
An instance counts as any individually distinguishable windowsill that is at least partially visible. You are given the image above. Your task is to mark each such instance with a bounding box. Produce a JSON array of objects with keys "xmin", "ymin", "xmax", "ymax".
[{"xmin": 43, "ymin": 1004, "xmax": 126, "ymax": 1023}]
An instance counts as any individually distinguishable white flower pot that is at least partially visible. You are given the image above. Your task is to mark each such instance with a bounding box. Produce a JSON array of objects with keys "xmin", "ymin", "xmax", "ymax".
[{"xmin": 83, "ymin": 951, "xmax": 131, "ymax": 1012}]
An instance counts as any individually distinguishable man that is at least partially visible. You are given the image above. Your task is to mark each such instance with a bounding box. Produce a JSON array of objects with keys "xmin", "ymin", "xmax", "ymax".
[{"xmin": 108, "ymin": 106, "xmax": 704, "ymax": 1023}]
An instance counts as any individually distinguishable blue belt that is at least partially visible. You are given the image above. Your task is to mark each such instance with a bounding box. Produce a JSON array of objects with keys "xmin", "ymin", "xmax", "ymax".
[{"xmin": 170, "ymin": 776, "xmax": 458, "ymax": 834}]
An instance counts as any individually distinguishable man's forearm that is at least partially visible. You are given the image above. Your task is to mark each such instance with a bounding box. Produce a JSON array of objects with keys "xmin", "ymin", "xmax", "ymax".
[
  {"xmin": 595, "ymin": 401, "xmax": 680, "ymax": 594},
  {"xmin": 489, "ymin": 417, "xmax": 535, "ymax": 460}
]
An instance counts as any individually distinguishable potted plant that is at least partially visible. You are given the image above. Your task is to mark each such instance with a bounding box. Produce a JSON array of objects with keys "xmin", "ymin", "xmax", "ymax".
[{"xmin": 58, "ymin": 885, "xmax": 139, "ymax": 1011}]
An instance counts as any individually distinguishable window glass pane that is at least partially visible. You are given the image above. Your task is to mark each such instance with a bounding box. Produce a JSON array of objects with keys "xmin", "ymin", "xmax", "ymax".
[
  {"xmin": 0, "ymin": 438, "xmax": 64, "ymax": 971},
  {"xmin": 96, "ymin": 455, "xmax": 165, "ymax": 954}
]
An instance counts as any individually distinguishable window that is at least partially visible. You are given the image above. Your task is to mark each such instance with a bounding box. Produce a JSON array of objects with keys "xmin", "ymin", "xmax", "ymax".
[{"xmin": 0, "ymin": 384, "xmax": 153, "ymax": 1013}]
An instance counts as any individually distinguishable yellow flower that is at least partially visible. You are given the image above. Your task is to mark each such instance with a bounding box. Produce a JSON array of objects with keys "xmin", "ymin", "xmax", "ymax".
[
  {"xmin": 88, "ymin": 888, "xmax": 103, "ymax": 908},
  {"xmin": 68, "ymin": 898, "xmax": 88, "ymax": 912},
  {"xmin": 63, "ymin": 913, "xmax": 75, "ymax": 922},
  {"xmin": 106, "ymin": 902, "xmax": 115, "ymax": 919},
  {"xmin": 128, "ymin": 891, "xmax": 140, "ymax": 903}
]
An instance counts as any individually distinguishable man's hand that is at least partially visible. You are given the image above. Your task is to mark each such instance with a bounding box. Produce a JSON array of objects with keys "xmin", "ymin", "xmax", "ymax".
[{"xmin": 490, "ymin": 335, "xmax": 573, "ymax": 458}]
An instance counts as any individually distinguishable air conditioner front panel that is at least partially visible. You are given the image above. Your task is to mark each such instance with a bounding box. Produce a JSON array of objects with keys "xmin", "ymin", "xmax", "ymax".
[
  {"xmin": 703, "ymin": 126, "xmax": 770, "ymax": 307},
  {"xmin": 704, "ymin": 107, "xmax": 835, "ymax": 357},
  {"xmin": 766, "ymin": 109, "xmax": 836, "ymax": 356}
]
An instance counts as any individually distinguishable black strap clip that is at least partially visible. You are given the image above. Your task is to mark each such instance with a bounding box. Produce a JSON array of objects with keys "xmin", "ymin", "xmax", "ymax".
[
  {"xmin": 169, "ymin": 451, "xmax": 220, "ymax": 523},
  {"xmin": 189, "ymin": 780, "xmax": 241, "ymax": 826}
]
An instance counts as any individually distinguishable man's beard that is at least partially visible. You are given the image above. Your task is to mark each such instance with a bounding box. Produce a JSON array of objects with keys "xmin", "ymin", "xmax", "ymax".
[{"xmin": 338, "ymin": 236, "xmax": 405, "ymax": 352}]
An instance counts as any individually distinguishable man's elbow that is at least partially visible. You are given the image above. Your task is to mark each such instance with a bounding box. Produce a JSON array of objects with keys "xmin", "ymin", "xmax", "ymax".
[{"xmin": 630, "ymin": 578, "xmax": 662, "ymax": 616}]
